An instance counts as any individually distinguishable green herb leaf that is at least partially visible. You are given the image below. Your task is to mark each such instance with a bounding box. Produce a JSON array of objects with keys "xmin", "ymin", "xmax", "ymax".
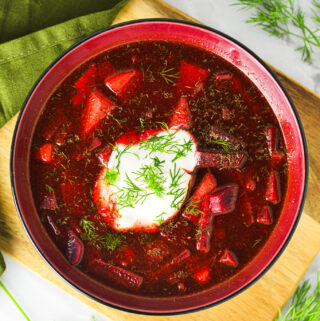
[
  {"xmin": 275, "ymin": 273, "xmax": 320, "ymax": 320},
  {"xmin": 159, "ymin": 67, "xmax": 180, "ymax": 85},
  {"xmin": 80, "ymin": 219, "xmax": 123, "ymax": 251},
  {"xmin": 232, "ymin": 0, "xmax": 320, "ymax": 61},
  {"xmin": 104, "ymin": 167, "xmax": 119, "ymax": 185}
]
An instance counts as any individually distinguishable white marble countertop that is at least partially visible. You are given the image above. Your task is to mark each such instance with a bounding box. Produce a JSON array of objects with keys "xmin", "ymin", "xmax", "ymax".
[{"xmin": 1, "ymin": 0, "xmax": 319, "ymax": 320}]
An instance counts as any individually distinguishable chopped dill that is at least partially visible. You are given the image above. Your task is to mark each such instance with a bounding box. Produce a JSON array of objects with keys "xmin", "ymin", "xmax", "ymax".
[
  {"xmin": 211, "ymin": 139, "xmax": 234, "ymax": 153},
  {"xmin": 80, "ymin": 219, "xmax": 123, "ymax": 251},
  {"xmin": 252, "ymin": 238, "xmax": 262, "ymax": 248},
  {"xmin": 195, "ymin": 226, "xmax": 210, "ymax": 237},
  {"xmin": 45, "ymin": 184, "xmax": 54, "ymax": 193}
]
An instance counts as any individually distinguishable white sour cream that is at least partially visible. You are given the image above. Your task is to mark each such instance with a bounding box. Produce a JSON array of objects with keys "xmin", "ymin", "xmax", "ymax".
[{"xmin": 101, "ymin": 129, "xmax": 197, "ymax": 231}]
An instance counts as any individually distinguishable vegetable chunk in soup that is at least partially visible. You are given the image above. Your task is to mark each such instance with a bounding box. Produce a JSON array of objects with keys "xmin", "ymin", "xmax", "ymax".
[{"xmin": 30, "ymin": 40, "xmax": 287, "ymax": 296}]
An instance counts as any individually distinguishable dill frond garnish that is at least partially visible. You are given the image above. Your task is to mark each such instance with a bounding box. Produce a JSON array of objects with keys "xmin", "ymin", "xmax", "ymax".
[
  {"xmin": 159, "ymin": 67, "xmax": 180, "ymax": 85},
  {"xmin": 232, "ymin": 0, "xmax": 320, "ymax": 61},
  {"xmin": 80, "ymin": 219, "xmax": 123, "ymax": 251}
]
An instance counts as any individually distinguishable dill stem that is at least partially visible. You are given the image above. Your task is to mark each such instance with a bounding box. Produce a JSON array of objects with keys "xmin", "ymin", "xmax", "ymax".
[{"xmin": 0, "ymin": 280, "xmax": 31, "ymax": 321}]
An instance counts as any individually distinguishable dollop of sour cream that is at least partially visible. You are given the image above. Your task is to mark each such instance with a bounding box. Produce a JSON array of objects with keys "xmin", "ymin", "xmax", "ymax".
[{"xmin": 103, "ymin": 129, "xmax": 197, "ymax": 231}]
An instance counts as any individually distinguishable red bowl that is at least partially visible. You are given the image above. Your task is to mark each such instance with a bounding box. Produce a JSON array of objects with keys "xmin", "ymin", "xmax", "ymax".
[{"xmin": 11, "ymin": 19, "xmax": 307, "ymax": 315}]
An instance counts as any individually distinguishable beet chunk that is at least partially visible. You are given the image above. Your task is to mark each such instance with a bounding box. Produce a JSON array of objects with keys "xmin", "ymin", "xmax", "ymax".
[
  {"xmin": 105, "ymin": 69, "xmax": 142, "ymax": 101},
  {"xmin": 90, "ymin": 259, "xmax": 143, "ymax": 291},
  {"xmin": 219, "ymin": 249, "xmax": 238, "ymax": 267},
  {"xmin": 40, "ymin": 191, "xmax": 57, "ymax": 210},
  {"xmin": 196, "ymin": 152, "xmax": 246, "ymax": 168},
  {"xmin": 209, "ymin": 184, "xmax": 239, "ymax": 214},
  {"xmin": 194, "ymin": 267, "xmax": 210, "ymax": 284},
  {"xmin": 265, "ymin": 170, "xmax": 281, "ymax": 204},
  {"xmin": 183, "ymin": 173, "xmax": 217, "ymax": 223},
  {"xmin": 257, "ymin": 205, "xmax": 273, "ymax": 225},
  {"xmin": 177, "ymin": 61, "xmax": 209, "ymax": 96},
  {"xmin": 66, "ymin": 230, "xmax": 84, "ymax": 266},
  {"xmin": 196, "ymin": 196, "xmax": 214, "ymax": 253},
  {"xmin": 81, "ymin": 91, "xmax": 116, "ymax": 135},
  {"xmin": 169, "ymin": 97, "xmax": 192, "ymax": 129}
]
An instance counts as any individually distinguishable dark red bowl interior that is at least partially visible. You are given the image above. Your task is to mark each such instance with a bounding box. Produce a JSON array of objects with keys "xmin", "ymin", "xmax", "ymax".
[{"xmin": 11, "ymin": 19, "xmax": 307, "ymax": 315}]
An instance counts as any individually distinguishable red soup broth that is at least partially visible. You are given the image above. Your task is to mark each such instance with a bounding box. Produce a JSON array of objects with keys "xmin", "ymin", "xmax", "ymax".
[{"xmin": 30, "ymin": 40, "xmax": 287, "ymax": 296}]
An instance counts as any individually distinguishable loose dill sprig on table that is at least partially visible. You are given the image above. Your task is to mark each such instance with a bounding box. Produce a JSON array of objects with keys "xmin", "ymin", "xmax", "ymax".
[
  {"xmin": 159, "ymin": 67, "xmax": 180, "ymax": 85},
  {"xmin": 232, "ymin": 0, "xmax": 320, "ymax": 61},
  {"xmin": 275, "ymin": 273, "xmax": 320, "ymax": 321}
]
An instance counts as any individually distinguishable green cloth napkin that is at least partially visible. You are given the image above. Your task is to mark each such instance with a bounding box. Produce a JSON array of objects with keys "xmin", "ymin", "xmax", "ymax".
[{"xmin": 0, "ymin": 0, "xmax": 128, "ymax": 127}]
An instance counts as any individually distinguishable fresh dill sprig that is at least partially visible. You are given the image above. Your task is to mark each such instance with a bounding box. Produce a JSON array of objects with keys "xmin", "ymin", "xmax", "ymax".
[
  {"xmin": 211, "ymin": 139, "xmax": 233, "ymax": 153},
  {"xmin": 168, "ymin": 164, "xmax": 186, "ymax": 209},
  {"xmin": 275, "ymin": 273, "xmax": 320, "ymax": 320},
  {"xmin": 139, "ymin": 62, "xmax": 152, "ymax": 80},
  {"xmin": 80, "ymin": 219, "xmax": 123, "ymax": 251},
  {"xmin": 154, "ymin": 211, "xmax": 166, "ymax": 225},
  {"xmin": 104, "ymin": 167, "xmax": 119, "ymax": 185},
  {"xmin": 195, "ymin": 226, "xmax": 210, "ymax": 237},
  {"xmin": 232, "ymin": 0, "xmax": 320, "ymax": 61},
  {"xmin": 45, "ymin": 184, "xmax": 54, "ymax": 193},
  {"xmin": 184, "ymin": 198, "xmax": 204, "ymax": 217},
  {"xmin": 159, "ymin": 67, "xmax": 180, "ymax": 85}
]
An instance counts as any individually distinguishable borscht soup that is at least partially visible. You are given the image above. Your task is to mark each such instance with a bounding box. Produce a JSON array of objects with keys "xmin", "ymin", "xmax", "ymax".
[{"xmin": 30, "ymin": 40, "xmax": 287, "ymax": 297}]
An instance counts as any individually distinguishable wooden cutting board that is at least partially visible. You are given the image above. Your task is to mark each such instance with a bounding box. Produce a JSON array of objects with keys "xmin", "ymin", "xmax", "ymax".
[{"xmin": 1, "ymin": 0, "xmax": 320, "ymax": 320}]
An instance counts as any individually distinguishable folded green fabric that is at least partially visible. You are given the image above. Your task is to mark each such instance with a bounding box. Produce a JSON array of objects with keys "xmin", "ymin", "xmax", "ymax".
[{"xmin": 0, "ymin": 0, "xmax": 128, "ymax": 127}]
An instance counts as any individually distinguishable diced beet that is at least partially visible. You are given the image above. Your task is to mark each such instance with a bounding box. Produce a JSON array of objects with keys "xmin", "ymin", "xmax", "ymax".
[
  {"xmin": 196, "ymin": 196, "xmax": 214, "ymax": 253},
  {"xmin": 97, "ymin": 61, "xmax": 115, "ymax": 81},
  {"xmin": 245, "ymin": 178, "xmax": 256, "ymax": 191},
  {"xmin": 183, "ymin": 173, "xmax": 217, "ymax": 223},
  {"xmin": 170, "ymin": 249, "xmax": 191, "ymax": 266},
  {"xmin": 71, "ymin": 64, "xmax": 97, "ymax": 107},
  {"xmin": 116, "ymin": 246, "xmax": 135, "ymax": 268},
  {"xmin": 40, "ymin": 190, "xmax": 57, "ymax": 210},
  {"xmin": 41, "ymin": 109, "xmax": 66, "ymax": 140},
  {"xmin": 37, "ymin": 143, "xmax": 53, "ymax": 163},
  {"xmin": 60, "ymin": 181, "xmax": 87, "ymax": 215},
  {"xmin": 98, "ymin": 145, "xmax": 112, "ymax": 166},
  {"xmin": 177, "ymin": 61, "xmax": 209, "ymax": 95},
  {"xmin": 219, "ymin": 249, "xmax": 238, "ymax": 267},
  {"xmin": 169, "ymin": 97, "xmax": 192, "ymax": 129},
  {"xmin": 66, "ymin": 230, "xmax": 84, "ymax": 266},
  {"xmin": 211, "ymin": 125, "xmax": 246, "ymax": 149},
  {"xmin": 156, "ymin": 250, "xmax": 191, "ymax": 277},
  {"xmin": 196, "ymin": 152, "xmax": 247, "ymax": 168},
  {"xmin": 271, "ymin": 151, "xmax": 286, "ymax": 167},
  {"xmin": 209, "ymin": 184, "xmax": 239, "ymax": 215},
  {"xmin": 242, "ymin": 196, "xmax": 255, "ymax": 227},
  {"xmin": 81, "ymin": 91, "xmax": 116, "ymax": 135},
  {"xmin": 265, "ymin": 170, "xmax": 281, "ymax": 204},
  {"xmin": 215, "ymin": 73, "xmax": 233, "ymax": 81},
  {"xmin": 177, "ymin": 282, "xmax": 186, "ymax": 292},
  {"xmin": 116, "ymin": 128, "xmax": 157, "ymax": 145},
  {"xmin": 104, "ymin": 69, "xmax": 142, "ymax": 101},
  {"xmin": 88, "ymin": 137, "xmax": 102, "ymax": 152},
  {"xmin": 257, "ymin": 205, "xmax": 273, "ymax": 225},
  {"xmin": 46, "ymin": 215, "xmax": 61, "ymax": 235},
  {"xmin": 265, "ymin": 127, "xmax": 279, "ymax": 156},
  {"xmin": 53, "ymin": 120, "xmax": 72, "ymax": 146},
  {"xmin": 90, "ymin": 258, "xmax": 143, "ymax": 291},
  {"xmin": 194, "ymin": 267, "xmax": 210, "ymax": 283}
]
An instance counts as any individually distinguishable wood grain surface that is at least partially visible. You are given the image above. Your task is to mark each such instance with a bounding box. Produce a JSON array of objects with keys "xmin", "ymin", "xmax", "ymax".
[{"xmin": 0, "ymin": 0, "xmax": 319, "ymax": 320}]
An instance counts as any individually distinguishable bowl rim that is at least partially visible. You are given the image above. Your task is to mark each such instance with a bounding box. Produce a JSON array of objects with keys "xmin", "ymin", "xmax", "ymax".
[{"xmin": 10, "ymin": 18, "xmax": 308, "ymax": 316}]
